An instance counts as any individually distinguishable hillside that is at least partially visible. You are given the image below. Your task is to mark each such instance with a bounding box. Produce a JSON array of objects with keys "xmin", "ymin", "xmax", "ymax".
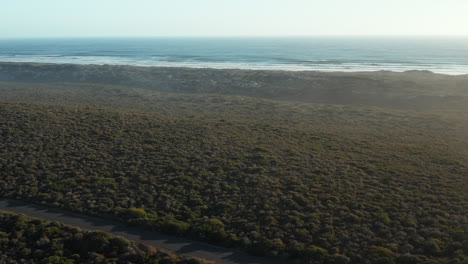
[{"xmin": 0, "ymin": 76, "xmax": 467, "ymax": 263}]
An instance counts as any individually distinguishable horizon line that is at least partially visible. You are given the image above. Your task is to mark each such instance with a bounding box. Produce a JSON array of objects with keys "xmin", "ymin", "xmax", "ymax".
[{"xmin": 1, "ymin": 34, "xmax": 468, "ymax": 40}]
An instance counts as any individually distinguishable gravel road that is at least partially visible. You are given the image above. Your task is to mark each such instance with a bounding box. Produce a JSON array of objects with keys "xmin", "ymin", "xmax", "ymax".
[{"xmin": 0, "ymin": 199, "xmax": 285, "ymax": 264}]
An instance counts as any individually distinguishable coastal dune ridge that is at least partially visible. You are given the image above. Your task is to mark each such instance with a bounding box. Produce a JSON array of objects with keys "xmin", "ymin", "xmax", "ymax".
[{"xmin": 1, "ymin": 62, "xmax": 468, "ymax": 111}]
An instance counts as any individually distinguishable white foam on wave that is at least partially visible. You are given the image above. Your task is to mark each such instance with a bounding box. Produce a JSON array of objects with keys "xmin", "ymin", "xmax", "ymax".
[{"xmin": 1, "ymin": 55, "xmax": 467, "ymax": 75}]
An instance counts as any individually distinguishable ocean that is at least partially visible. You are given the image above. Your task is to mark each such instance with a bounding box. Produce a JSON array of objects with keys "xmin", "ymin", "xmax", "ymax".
[{"xmin": 0, "ymin": 37, "xmax": 467, "ymax": 75}]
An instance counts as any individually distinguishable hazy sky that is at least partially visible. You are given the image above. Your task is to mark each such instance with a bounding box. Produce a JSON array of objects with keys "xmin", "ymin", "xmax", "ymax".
[{"xmin": 1, "ymin": 0, "xmax": 467, "ymax": 38}]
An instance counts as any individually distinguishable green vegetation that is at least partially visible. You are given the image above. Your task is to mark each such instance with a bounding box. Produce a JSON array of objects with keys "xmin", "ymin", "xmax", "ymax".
[
  {"xmin": 0, "ymin": 75, "xmax": 467, "ymax": 264},
  {"xmin": 0, "ymin": 211, "xmax": 207, "ymax": 264}
]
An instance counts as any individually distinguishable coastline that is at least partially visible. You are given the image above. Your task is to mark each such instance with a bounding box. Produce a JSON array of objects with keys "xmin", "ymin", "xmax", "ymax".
[
  {"xmin": 1, "ymin": 59, "xmax": 467, "ymax": 75},
  {"xmin": 0, "ymin": 61, "xmax": 468, "ymax": 77},
  {"xmin": 1, "ymin": 62, "xmax": 467, "ymax": 92}
]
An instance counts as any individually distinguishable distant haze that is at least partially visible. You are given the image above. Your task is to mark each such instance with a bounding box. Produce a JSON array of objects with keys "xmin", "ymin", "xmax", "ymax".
[{"xmin": 1, "ymin": 0, "xmax": 468, "ymax": 38}]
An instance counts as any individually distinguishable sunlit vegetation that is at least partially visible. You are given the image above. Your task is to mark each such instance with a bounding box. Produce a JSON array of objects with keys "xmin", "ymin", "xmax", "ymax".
[
  {"xmin": 0, "ymin": 211, "xmax": 207, "ymax": 264},
  {"xmin": 0, "ymin": 79, "xmax": 467, "ymax": 264}
]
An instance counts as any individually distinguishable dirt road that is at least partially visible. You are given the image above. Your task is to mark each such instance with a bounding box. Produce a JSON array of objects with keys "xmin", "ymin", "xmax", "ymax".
[{"xmin": 0, "ymin": 199, "xmax": 284, "ymax": 264}]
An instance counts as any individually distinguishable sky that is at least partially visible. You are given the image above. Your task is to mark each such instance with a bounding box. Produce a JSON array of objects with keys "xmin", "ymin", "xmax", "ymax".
[{"xmin": 1, "ymin": 0, "xmax": 468, "ymax": 38}]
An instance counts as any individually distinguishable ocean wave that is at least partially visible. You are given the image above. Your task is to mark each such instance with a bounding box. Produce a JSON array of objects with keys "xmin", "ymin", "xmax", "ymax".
[{"xmin": 1, "ymin": 55, "xmax": 467, "ymax": 75}]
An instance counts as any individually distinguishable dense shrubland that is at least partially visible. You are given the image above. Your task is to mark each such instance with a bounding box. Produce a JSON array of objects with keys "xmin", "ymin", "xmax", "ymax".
[
  {"xmin": 0, "ymin": 80, "xmax": 467, "ymax": 264},
  {"xmin": 0, "ymin": 212, "xmax": 206, "ymax": 264}
]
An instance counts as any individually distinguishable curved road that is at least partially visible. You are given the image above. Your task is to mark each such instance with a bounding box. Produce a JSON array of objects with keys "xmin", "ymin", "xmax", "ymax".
[{"xmin": 0, "ymin": 199, "xmax": 285, "ymax": 264}]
